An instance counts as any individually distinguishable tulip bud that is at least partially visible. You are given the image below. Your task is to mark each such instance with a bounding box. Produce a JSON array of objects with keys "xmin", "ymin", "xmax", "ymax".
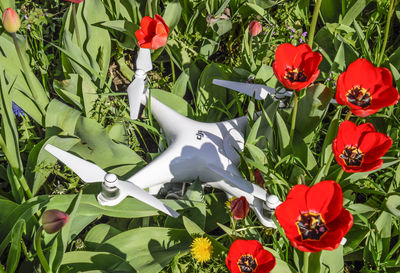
[
  {"xmin": 42, "ymin": 209, "xmax": 69, "ymax": 234},
  {"xmin": 254, "ymin": 169, "xmax": 265, "ymax": 187},
  {"xmin": 230, "ymin": 196, "xmax": 250, "ymax": 220},
  {"xmin": 249, "ymin": 20, "xmax": 262, "ymax": 37},
  {"xmin": 2, "ymin": 8, "xmax": 21, "ymax": 33}
]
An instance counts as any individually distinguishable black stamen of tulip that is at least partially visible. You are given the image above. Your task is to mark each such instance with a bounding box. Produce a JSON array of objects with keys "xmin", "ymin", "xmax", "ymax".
[
  {"xmin": 285, "ymin": 69, "xmax": 307, "ymax": 82},
  {"xmin": 340, "ymin": 145, "xmax": 364, "ymax": 167},
  {"xmin": 296, "ymin": 213, "xmax": 327, "ymax": 241},
  {"xmin": 237, "ymin": 255, "xmax": 258, "ymax": 273},
  {"xmin": 346, "ymin": 86, "xmax": 371, "ymax": 108}
]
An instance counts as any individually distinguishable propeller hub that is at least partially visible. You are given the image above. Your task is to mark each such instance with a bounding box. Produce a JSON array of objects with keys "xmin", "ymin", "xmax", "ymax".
[
  {"xmin": 135, "ymin": 70, "xmax": 146, "ymax": 78},
  {"xmin": 266, "ymin": 195, "xmax": 282, "ymax": 210},
  {"xmin": 104, "ymin": 173, "xmax": 118, "ymax": 184},
  {"xmin": 100, "ymin": 173, "xmax": 120, "ymax": 201}
]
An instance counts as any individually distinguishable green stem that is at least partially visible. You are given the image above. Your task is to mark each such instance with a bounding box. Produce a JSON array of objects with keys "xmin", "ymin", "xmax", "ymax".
[
  {"xmin": 303, "ymin": 252, "xmax": 310, "ymax": 273},
  {"xmin": 303, "ymin": 252, "xmax": 322, "ymax": 273},
  {"xmin": 72, "ymin": 3, "xmax": 82, "ymax": 50},
  {"xmin": 308, "ymin": 0, "xmax": 323, "ymax": 48},
  {"xmin": 323, "ymin": 152, "xmax": 335, "ymax": 177},
  {"xmin": 335, "ymin": 168, "xmax": 345, "ymax": 182},
  {"xmin": 289, "ymin": 91, "xmax": 299, "ymax": 148},
  {"xmin": 165, "ymin": 46, "xmax": 175, "ymax": 83},
  {"xmin": 34, "ymin": 226, "xmax": 51, "ymax": 273},
  {"xmin": 0, "ymin": 134, "xmax": 15, "ymax": 169},
  {"xmin": 231, "ymin": 218, "xmax": 237, "ymax": 235},
  {"xmin": 0, "ymin": 135, "xmax": 33, "ymax": 199},
  {"xmin": 341, "ymin": 0, "xmax": 346, "ymax": 15},
  {"xmin": 344, "ymin": 109, "xmax": 352, "ymax": 121},
  {"xmin": 147, "ymin": 0, "xmax": 153, "ymax": 18},
  {"xmin": 19, "ymin": 176, "xmax": 33, "ymax": 199},
  {"xmin": 377, "ymin": 0, "xmax": 396, "ymax": 66},
  {"xmin": 11, "ymin": 33, "xmax": 41, "ymax": 111},
  {"xmin": 249, "ymin": 36, "xmax": 253, "ymax": 61},
  {"xmin": 21, "ymin": 239, "xmax": 33, "ymax": 261}
]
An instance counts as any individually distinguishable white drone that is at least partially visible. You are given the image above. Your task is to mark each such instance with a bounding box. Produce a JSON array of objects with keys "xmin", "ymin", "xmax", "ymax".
[{"xmin": 44, "ymin": 48, "xmax": 302, "ymax": 228}]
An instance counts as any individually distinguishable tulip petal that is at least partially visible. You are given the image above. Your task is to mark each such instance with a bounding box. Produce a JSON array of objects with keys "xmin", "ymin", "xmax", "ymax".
[
  {"xmin": 343, "ymin": 59, "xmax": 378, "ymax": 90},
  {"xmin": 369, "ymin": 85, "xmax": 400, "ymax": 109},
  {"xmin": 359, "ymin": 132, "xmax": 392, "ymax": 163},
  {"xmin": 275, "ymin": 43, "xmax": 298, "ymax": 67},
  {"xmin": 152, "ymin": 33, "xmax": 168, "ymax": 50},
  {"xmin": 226, "ymin": 240, "xmax": 276, "ymax": 273},
  {"xmin": 306, "ymin": 180, "xmax": 343, "ymax": 222},
  {"xmin": 311, "ymin": 208, "xmax": 353, "ymax": 251},
  {"xmin": 140, "ymin": 16, "xmax": 156, "ymax": 33},
  {"xmin": 275, "ymin": 185, "xmax": 309, "ymax": 239},
  {"xmin": 155, "ymin": 14, "xmax": 170, "ymax": 34},
  {"xmin": 335, "ymin": 121, "xmax": 361, "ymax": 150}
]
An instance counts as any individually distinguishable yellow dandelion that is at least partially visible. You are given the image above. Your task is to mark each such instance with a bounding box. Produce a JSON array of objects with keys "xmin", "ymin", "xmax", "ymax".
[
  {"xmin": 225, "ymin": 196, "xmax": 237, "ymax": 208},
  {"xmin": 190, "ymin": 237, "xmax": 213, "ymax": 263}
]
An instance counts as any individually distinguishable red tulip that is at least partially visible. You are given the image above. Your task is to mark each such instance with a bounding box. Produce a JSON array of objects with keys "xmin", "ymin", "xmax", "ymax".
[
  {"xmin": 275, "ymin": 180, "xmax": 353, "ymax": 252},
  {"xmin": 64, "ymin": 0, "xmax": 84, "ymax": 3},
  {"xmin": 335, "ymin": 58, "xmax": 399, "ymax": 117},
  {"xmin": 332, "ymin": 121, "xmax": 392, "ymax": 173},
  {"xmin": 230, "ymin": 196, "xmax": 250, "ymax": 220},
  {"xmin": 272, "ymin": 43, "xmax": 322, "ymax": 91},
  {"xmin": 249, "ymin": 20, "xmax": 262, "ymax": 37},
  {"xmin": 272, "ymin": 44, "xmax": 322, "ymax": 91},
  {"xmin": 2, "ymin": 7, "xmax": 20, "ymax": 33},
  {"xmin": 42, "ymin": 209, "xmax": 69, "ymax": 234},
  {"xmin": 226, "ymin": 240, "xmax": 276, "ymax": 273},
  {"xmin": 254, "ymin": 169, "xmax": 265, "ymax": 187},
  {"xmin": 135, "ymin": 14, "xmax": 169, "ymax": 50}
]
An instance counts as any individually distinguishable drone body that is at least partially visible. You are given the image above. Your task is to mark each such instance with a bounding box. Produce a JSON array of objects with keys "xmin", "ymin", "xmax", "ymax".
[
  {"xmin": 126, "ymin": 89, "xmax": 247, "ymax": 188},
  {"xmin": 45, "ymin": 48, "xmax": 284, "ymax": 228}
]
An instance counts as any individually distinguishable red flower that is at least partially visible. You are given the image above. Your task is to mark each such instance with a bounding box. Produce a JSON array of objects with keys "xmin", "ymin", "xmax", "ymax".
[
  {"xmin": 272, "ymin": 43, "xmax": 322, "ymax": 91},
  {"xmin": 226, "ymin": 240, "xmax": 276, "ymax": 273},
  {"xmin": 135, "ymin": 14, "xmax": 169, "ymax": 50},
  {"xmin": 336, "ymin": 58, "xmax": 399, "ymax": 117},
  {"xmin": 230, "ymin": 196, "xmax": 250, "ymax": 220},
  {"xmin": 249, "ymin": 21, "xmax": 262, "ymax": 37},
  {"xmin": 2, "ymin": 7, "xmax": 20, "ymax": 33},
  {"xmin": 332, "ymin": 121, "xmax": 392, "ymax": 173},
  {"xmin": 64, "ymin": 0, "xmax": 84, "ymax": 3},
  {"xmin": 275, "ymin": 180, "xmax": 353, "ymax": 252},
  {"xmin": 254, "ymin": 169, "xmax": 265, "ymax": 187},
  {"xmin": 42, "ymin": 209, "xmax": 69, "ymax": 234}
]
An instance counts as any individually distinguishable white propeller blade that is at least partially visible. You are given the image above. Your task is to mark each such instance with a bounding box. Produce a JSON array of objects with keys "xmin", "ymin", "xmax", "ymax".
[
  {"xmin": 127, "ymin": 75, "xmax": 145, "ymax": 119},
  {"xmin": 116, "ymin": 180, "xmax": 179, "ymax": 218},
  {"xmin": 212, "ymin": 79, "xmax": 284, "ymax": 100},
  {"xmin": 207, "ymin": 164, "xmax": 267, "ymax": 201},
  {"xmin": 213, "ymin": 79, "xmax": 338, "ymax": 104},
  {"xmin": 136, "ymin": 48, "xmax": 152, "ymax": 72},
  {"xmin": 45, "ymin": 144, "xmax": 179, "ymax": 218},
  {"xmin": 45, "ymin": 144, "xmax": 106, "ymax": 183},
  {"xmin": 127, "ymin": 48, "xmax": 153, "ymax": 120}
]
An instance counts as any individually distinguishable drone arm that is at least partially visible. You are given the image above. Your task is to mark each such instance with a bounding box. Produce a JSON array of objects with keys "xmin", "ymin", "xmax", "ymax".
[
  {"xmin": 142, "ymin": 91, "xmax": 197, "ymax": 142},
  {"xmin": 206, "ymin": 164, "xmax": 267, "ymax": 201},
  {"xmin": 124, "ymin": 141, "xmax": 183, "ymax": 189},
  {"xmin": 251, "ymin": 198, "xmax": 277, "ymax": 228}
]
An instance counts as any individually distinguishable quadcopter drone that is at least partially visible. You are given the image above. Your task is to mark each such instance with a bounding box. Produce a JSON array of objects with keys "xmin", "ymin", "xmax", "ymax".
[{"xmin": 44, "ymin": 48, "xmax": 318, "ymax": 228}]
